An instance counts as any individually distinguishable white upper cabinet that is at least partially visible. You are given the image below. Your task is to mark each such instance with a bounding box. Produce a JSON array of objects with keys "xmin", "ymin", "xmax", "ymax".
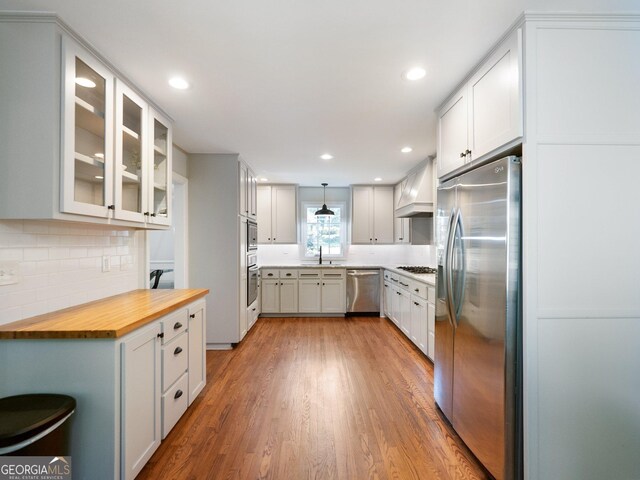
[
  {"xmin": 352, "ymin": 186, "xmax": 394, "ymax": 244},
  {"xmin": 437, "ymin": 28, "xmax": 522, "ymax": 179},
  {"xmin": 248, "ymin": 168, "xmax": 257, "ymax": 219},
  {"xmin": 0, "ymin": 17, "xmax": 172, "ymax": 228},
  {"xmin": 114, "ymin": 80, "xmax": 148, "ymax": 223},
  {"xmin": 148, "ymin": 109, "xmax": 172, "ymax": 226},
  {"xmin": 256, "ymin": 185, "xmax": 297, "ymax": 244},
  {"xmin": 394, "ymin": 182, "xmax": 411, "ymax": 244},
  {"xmin": 62, "ymin": 40, "xmax": 115, "ymax": 218},
  {"xmin": 239, "ymin": 162, "xmax": 248, "ymax": 217}
]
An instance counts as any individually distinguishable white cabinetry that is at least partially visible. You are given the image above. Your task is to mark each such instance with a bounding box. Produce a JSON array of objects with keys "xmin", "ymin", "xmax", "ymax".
[
  {"xmin": 187, "ymin": 300, "xmax": 206, "ymax": 405},
  {"xmin": 0, "ymin": 17, "xmax": 172, "ymax": 228},
  {"xmin": 437, "ymin": 28, "xmax": 522, "ymax": 179},
  {"xmin": 394, "ymin": 181, "xmax": 411, "ymax": 243},
  {"xmin": 351, "ymin": 186, "xmax": 394, "ymax": 244},
  {"xmin": 239, "ymin": 162, "xmax": 257, "ymax": 219},
  {"xmin": 383, "ymin": 269, "xmax": 435, "ymax": 360},
  {"xmin": 260, "ymin": 268, "xmax": 346, "ymax": 314},
  {"xmin": 257, "ymin": 185, "xmax": 297, "ymax": 244},
  {"xmin": 121, "ymin": 322, "xmax": 162, "ymax": 480}
]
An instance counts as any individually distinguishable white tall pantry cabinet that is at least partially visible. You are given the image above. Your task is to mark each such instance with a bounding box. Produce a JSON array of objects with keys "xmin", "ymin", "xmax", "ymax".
[
  {"xmin": 188, "ymin": 154, "xmax": 258, "ymax": 347},
  {"xmin": 437, "ymin": 13, "xmax": 640, "ymax": 480}
]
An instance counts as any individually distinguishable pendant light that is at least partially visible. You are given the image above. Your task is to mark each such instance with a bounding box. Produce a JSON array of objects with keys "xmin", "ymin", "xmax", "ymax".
[{"xmin": 315, "ymin": 183, "xmax": 335, "ymax": 217}]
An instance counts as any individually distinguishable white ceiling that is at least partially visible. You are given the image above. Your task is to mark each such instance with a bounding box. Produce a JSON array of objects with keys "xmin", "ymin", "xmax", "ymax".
[{"xmin": 2, "ymin": 0, "xmax": 632, "ymax": 185}]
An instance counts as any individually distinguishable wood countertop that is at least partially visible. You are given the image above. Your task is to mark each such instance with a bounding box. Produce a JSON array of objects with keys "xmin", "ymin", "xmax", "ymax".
[{"xmin": 0, "ymin": 289, "xmax": 209, "ymax": 340}]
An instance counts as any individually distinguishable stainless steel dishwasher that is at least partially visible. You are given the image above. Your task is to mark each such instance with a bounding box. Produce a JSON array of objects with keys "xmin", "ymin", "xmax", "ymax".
[{"xmin": 346, "ymin": 269, "xmax": 380, "ymax": 313}]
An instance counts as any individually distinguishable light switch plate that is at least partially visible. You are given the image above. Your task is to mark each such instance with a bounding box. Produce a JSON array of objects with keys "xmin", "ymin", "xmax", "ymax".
[{"xmin": 0, "ymin": 262, "xmax": 20, "ymax": 286}]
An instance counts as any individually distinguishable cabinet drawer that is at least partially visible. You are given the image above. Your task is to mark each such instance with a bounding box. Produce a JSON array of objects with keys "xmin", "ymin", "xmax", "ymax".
[
  {"xmin": 298, "ymin": 269, "xmax": 321, "ymax": 279},
  {"xmin": 280, "ymin": 269, "xmax": 298, "ymax": 279},
  {"xmin": 397, "ymin": 275, "xmax": 410, "ymax": 290},
  {"xmin": 161, "ymin": 372, "xmax": 188, "ymax": 439},
  {"xmin": 161, "ymin": 308, "xmax": 188, "ymax": 344},
  {"xmin": 322, "ymin": 269, "xmax": 345, "ymax": 279},
  {"xmin": 262, "ymin": 269, "xmax": 279, "ymax": 279},
  {"xmin": 409, "ymin": 280, "xmax": 428, "ymax": 300},
  {"xmin": 162, "ymin": 332, "xmax": 188, "ymax": 391}
]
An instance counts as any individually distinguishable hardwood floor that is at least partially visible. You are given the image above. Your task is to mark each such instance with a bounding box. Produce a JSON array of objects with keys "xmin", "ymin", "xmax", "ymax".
[{"xmin": 138, "ymin": 316, "xmax": 490, "ymax": 480}]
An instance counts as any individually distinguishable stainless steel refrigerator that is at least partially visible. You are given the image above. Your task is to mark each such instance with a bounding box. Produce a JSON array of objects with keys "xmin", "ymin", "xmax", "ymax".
[{"xmin": 435, "ymin": 155, "xmax": 522, "ymax": 480}]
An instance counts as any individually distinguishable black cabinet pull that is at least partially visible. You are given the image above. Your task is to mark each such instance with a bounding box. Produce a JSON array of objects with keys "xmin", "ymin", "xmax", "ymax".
[
  {"xmin": 465, "ymin": 149, "xmax": 472, "ymax": 155},
  {"xmin": 252, "ymin": 308, "xmax": 256, "ymax": 311},
  {"xmin": 317, "ymin": 282, "xmax": 320, "ymax": 286},
  {"xmin": 157, "ymin": 332, "xmax": 164, "ymax": 339},
  {"xmin": 396, "ymin": 292, "xmax": 401, "ymax": 296},
  {"xmin": 267, "ymin": 273, "xmax": 273, "ymax": 277},
  {"xmin": 150, "ymin": 213, "xmax": 156, "ymax": 217},
  {"xmin": 107, "ymin": 204, "xmax": 115, "ymax": 210},
  {"xmin": 174, "ymin": 346, "xmax": 183, "ymax": 355},
  {"xmin": 174, "ymin": 390, "xmax": 183, "ymax": 400},
  {"xmin": 415, "ymin": 288, "xmax": 419, "ymax": 292},
  {"xmin": 174, "ymin": 322, "xmax": 183, "ymax": 330},
  {"xmin": 400, "ymin": 282, "xmax": 408, "ymax": 287},
  {"xmin": 399, "ymin": 237, "xmax": 403, "ymax": 240},
  {"xmin": 460, "ymin": 152, "xmax": 466, "ymax": 158},
  {"xmin": 268, "ymin": 237, "xmax": 271, "ymax": 241},
  {"xmin": 286, "ymin": 273, "xmax": 292, "ymax": 276},
  {"xmin": 190, "ymin": 313, "xmax": 196, "ymax": 318},
  {"xmin": 414, "ymin": 302, "xmax": 419, "ymax": 306},
  {"xmin": 144, "ymin": 212, "xmax": 150, "ymax": 216}
]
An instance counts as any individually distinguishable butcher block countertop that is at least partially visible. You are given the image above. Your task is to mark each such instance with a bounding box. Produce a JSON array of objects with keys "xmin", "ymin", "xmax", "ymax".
[{"xmin": 0, "ymin": 289, "xmax": 209, "ymax": 340}]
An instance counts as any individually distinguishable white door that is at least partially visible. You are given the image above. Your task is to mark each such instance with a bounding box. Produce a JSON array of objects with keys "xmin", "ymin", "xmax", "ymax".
[
  {"xmin": 261, "ymin": 279, "xmax": 280, "ymax": 313},
  {"xmin": 398, "ymin": 288, "xmax": 411, "ymax": 336},
  {"xmin": 121, "ymin": 323, "xmax": 161, "ymax": 480},
  {"xmin": 62, "ymin": 39, "xmax": 114, "ymax": 218},
  {"xmin": 273, "ymin": 186, "xmax": 297, "ymax": 243},
  {"xmin": 256, "ymin": 185, "xmax": 272, "ymax": 243},
  {"xmin": 299, "ymin": 279, "xmax": 322, "ymax": 313},
  {"xmin": 114, "ymin": 80, "xmax": 148, "ymax": 223},
  {"xmin": 383, "ymin": 282, "xmax": 392, "ymax": 317},
  {"xmin": 468, "ymin": 28, "xmax": 522, "ymax": 161},
  {"xmin": 390, "ymin": 285, "xmax": 401, "ymax": 326},
  {"xmin": 279, "ymin": 279, "xmax": 299, "ymax": 313},
  {"xmin": 239, "ymin": 162, "xmax": 248, "ymax": 217},
  {"xmin": 437, "ymin": 88, "xmax": 469, "ymax": 179},
  {"xmin": 322, "ymin": 280, "xmax": 345, "ymax": 313},
  {"xmin": 188, "ymin": 302, "xmax": 206, "ymax": 404},
  {"xmin": 248, "ymin": 169, "xmax": 257, "ymax": 219},
  {"xmin": 373, "ymin": 186, "xmax": 394, "ymax": 244},
  {"xmin": 351, "ymin": 186, "xmax": 372, "ymax": 244}
]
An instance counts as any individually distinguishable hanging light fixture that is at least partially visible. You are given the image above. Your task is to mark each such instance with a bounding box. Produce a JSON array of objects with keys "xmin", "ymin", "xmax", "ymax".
[{"xmin": 315, "ymin": 183, "xmax": 335, "ymax": 217}]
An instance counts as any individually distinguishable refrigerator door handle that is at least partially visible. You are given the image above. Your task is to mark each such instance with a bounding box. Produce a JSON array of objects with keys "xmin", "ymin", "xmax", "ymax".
[{"xmin": 445, "ymin": 208, "xmax": 460, "ymax": 329}]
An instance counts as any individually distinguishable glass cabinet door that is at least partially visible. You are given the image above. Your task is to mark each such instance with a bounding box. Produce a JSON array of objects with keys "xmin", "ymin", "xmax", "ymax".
[
  {"xmin": 62, "ymin": 40, "xmax": 114, "ymax": 217},
  {"xmin": 115, "ymin": 81, "xmax": 147, "ymax": 222},
  {"xmin": 148, "ymin": 109, "xmax": 172, "ymax": 225}
]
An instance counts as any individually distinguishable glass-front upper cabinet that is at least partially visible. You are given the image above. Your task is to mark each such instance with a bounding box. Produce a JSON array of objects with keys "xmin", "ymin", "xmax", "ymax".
[
  {"xmin": 115, "ymin": 81, "xmax": 148, "ymax": 223},
  {"xmin": 62, "ymin": 40, "xmax": 114, "ymax": 217},
  {"xmin": 148, "ymin": 109, "xmax": 172, "ymax": 225}
]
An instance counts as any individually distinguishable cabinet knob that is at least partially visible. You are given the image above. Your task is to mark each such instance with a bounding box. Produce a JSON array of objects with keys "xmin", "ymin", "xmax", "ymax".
[
  {"xmin": 107, "ymin": 205, "xmax": 115, "ymax": 210},
  {"xmin": 460, "ymin": 152, "xmax": 466, "ymax": 158},
  {"xmin": 144, "ymin": 212, "xmax": 150, "ymax": 216},
  {"xmin": 414, "ymin": 301, "xmax": 419, "ymax": 306},
  {"xmin": 396, "ymin": 292, "xmax": 401, "ymax": 296},
  {"xmin": 190, "ymin": 313, "xmax": 196, "ymax": 319},
  {"xmin": 399, "ymin": 237, "xmax": 403, "ymax": 240},
  {"xmin": 157, "ymin": 332, "xmax": 164, "ymax": 339},
  {"xmin": 465, "ymin": 149, "xmax": 472, "ymax": 155},
  {"xmin": 415, "ymin": 288, "xmax": 419, "ymax": 292},
  {"xmin": 173, "ymin": 322, "xmax": 183, "ymax": 330},
  {"xmin": 150, "ymin": 213, "xmax": 156, "ymax": 217},
  {"xmin": 174, "ymin": 346, "xmax": 183, "ymax": 355},
  {"xmin": 252, "ymin": 308, "xmax": 256, "ymax": 311},
  {"xmin": 273, "ymin": 238, "xmax": 276, "ymax": 241},
  {"xmin": 174, "ymin": 389, "xmax": 183, "ymax": 400},
  {"xmin": 268, "ymin": 238, "xmax": 271, "ymax": 241},
  {"xmin": 322, "ymin": 282, "xmax": 325, "ymax": 286},
  {"xmin": 370, "ymin": 238, "xmax": 372, "ymax": 241}
]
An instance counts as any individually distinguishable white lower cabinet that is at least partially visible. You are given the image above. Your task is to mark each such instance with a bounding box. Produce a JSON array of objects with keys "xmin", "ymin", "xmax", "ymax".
[
  {"xmin": 188, "ymin": 300, "xmax": 206, "ymax": 405},
  {"xmin": 384, "ymin": 269, "xmax": 435, "ymax": 361},
  {"xmin": 121, "ymin": 322, "xmax": 162, "ymax": 480},
  {"xmin": 260, "ymin": 268, "xmax": 346, "ymax": 314},
  {"xmin": 299, "ymin": 279, "xmax": 322, "ymax": 312}
]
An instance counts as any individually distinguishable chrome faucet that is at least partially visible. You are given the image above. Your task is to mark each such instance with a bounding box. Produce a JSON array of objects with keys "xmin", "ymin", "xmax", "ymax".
[{"xmin": 318, "ymin": 246, "xmax": 323, "ymax": 265}]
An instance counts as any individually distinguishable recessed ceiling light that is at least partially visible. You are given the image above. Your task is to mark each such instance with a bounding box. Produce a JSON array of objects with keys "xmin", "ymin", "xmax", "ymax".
[
  {"xmin": 75, "ymin": 77, "xmax": 96, "ymax": 88},
  {"xmin": 260, "ymin": 178, "xmax": 269, "ymax": 182},
  {"xmin": 401, "ymin": 146, "xmax": 413, "ymax": 153},
  {"xmin": 374, "ymin": 177, "xmax": 382, "ymax": 182},
  {"xmin": 402, "ymin": 67, "xmax": 426, "ymax": 81},
  {"xmin": 169, "ymin": 77, "xmax": 190, "ymax": 90},
  {"xmin": 320, "ymin": 153, "xmax": 333, "ymax": 160}
]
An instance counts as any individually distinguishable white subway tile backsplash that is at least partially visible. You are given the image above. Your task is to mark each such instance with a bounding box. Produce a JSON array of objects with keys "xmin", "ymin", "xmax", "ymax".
[{"xmin": 0, "ymin": 220, "xmax": 141, "ymax": 326}]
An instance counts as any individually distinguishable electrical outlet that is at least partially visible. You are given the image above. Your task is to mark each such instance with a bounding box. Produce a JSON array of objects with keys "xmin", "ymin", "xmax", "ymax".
[
  {"xmin": 102, "ymin": 255, "xmax": 111, "ymax": 273},
  {"xmin": 0, "ymin": 262, "xmax": 20, "ymax": 286}
]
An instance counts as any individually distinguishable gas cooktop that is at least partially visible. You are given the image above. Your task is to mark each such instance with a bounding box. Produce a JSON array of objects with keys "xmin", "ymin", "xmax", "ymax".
[{"xmin": 397, "ymin": 266, "xmax": 437, "ymax": 274}]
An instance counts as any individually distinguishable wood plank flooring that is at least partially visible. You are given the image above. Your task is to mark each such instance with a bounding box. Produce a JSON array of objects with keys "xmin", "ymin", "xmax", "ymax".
[{"xmin": 138, "ymin": 316, "xmax": 490, "ymax": 480}]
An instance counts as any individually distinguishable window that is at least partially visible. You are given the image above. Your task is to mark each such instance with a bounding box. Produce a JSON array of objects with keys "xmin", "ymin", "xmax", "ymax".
[{"xmin": 304, "ymin": 204, "xmax": 345, "ymax": 258}]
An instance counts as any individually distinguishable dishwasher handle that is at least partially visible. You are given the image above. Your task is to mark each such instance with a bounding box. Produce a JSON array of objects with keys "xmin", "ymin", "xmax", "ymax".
[{"xmin": 347, "ymin": 270, "xmax": 380, "ymax": 276}]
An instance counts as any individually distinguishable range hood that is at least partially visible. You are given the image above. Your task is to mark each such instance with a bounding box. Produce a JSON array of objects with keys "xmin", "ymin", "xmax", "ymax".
[{"xmin": 396, "ymin": 158, "xmax": 435, "ymax": 218}]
